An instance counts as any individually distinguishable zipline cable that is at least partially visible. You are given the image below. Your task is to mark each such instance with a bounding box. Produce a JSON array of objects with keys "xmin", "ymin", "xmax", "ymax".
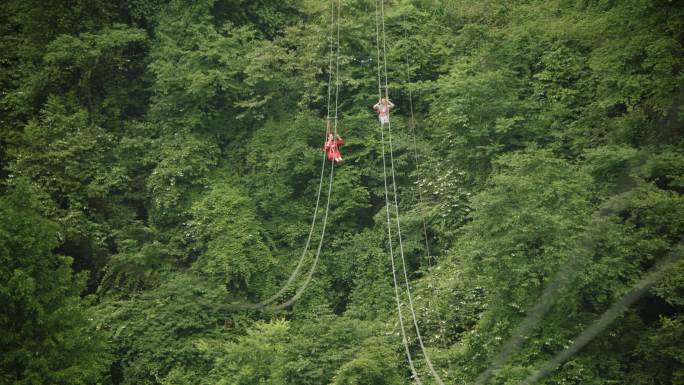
[
  {"xmin": 403, "ymin": 23, "xmax": 452, "ymax": 375},
  {"xmin": 226, "ymin": 0, "xmax": 338, "ymax": 311},
  {"xmin": 264, "ymin": 0, "xmax": 342, "ymax": 311},
  {"xmin": 474, "ymin": 188, "xmax": 675, "ymax": 384},
  {"xmin": 378, "ymin": 1, "xmax": 445, "ymax": 383},
  {"xmin": 519, "ymin": 243, "xmax": 682, "ymax": 385},
  {"xmin": 403, "ymin": 30, "xmax": 432, "ymax": 273},
  {"xmin": 374, "ymin": 1, "xmax": 421, "ymax": 383},
  {"xmin": 374, "ymin": 1, "xmax": 425, "ymax": 383}
]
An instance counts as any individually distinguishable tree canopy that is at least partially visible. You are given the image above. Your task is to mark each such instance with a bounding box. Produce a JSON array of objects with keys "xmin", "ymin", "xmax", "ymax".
[{"xmin": 1, "ymin": 0, "xmax": 682, "ymax": 384}]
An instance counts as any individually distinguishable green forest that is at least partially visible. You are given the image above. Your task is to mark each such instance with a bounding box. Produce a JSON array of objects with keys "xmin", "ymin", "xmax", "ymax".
[{"xmin": 1, "ymin": 0, "xmax": 683, "ymax": 384}]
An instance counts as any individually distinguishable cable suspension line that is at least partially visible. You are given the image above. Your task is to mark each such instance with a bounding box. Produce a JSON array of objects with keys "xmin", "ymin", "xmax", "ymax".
[
  {"xmin": 375, "ymin": 1, "xmax": 421, "ymax": 383},
  {"xmin": 474, "ymin": 189, "xmax": 679, "ymax": 385},
  {"xmin": 265, "ymin": 0, "xmax": 342, "ymax": 311},
  {"xmin": 402, "ymin": 22, "xmax": 453, "ymax": 377},
  {"xmin": 227, "ymin": 0, "xmax": 340, "ymax": 311},
  {"xmin": 519, "ymin": 244, "xmax": 682, "ymax": 385},
  {"xmin": 402, "ymin": 31, "xmax": 432, "ymax": 269},
  {"xmin": 377, "ymin": 1, "xmax": 445, "ymax": 383}
]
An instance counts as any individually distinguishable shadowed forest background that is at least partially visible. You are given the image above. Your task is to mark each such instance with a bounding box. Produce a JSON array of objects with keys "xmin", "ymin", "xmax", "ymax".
[{"xmin": 1, "ymin": 0, "xmax": 683, "ymax": 384}]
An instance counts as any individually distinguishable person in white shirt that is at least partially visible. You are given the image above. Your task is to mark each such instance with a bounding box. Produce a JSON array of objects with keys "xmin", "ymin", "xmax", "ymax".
[{"xmin": 373, "ymin": 97, "xmax": 395, "ymax": 124}]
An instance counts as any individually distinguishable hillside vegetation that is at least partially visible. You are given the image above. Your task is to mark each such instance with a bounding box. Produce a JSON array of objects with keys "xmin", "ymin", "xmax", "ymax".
[{"xmin": 1, "ymin": 1, "xmax": 683, "ymax": 384}]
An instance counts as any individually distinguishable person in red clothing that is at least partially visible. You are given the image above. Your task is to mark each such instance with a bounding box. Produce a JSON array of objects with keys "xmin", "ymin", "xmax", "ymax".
[{"xmin": 323, "ymin": 132, "xmax": 344, "ymax": 163}]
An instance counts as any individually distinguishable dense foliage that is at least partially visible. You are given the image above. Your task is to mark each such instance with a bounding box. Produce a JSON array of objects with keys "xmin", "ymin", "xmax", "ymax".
[{"xmin": 1, "ymin": 0, "xmax": 682, "ymax": 384}]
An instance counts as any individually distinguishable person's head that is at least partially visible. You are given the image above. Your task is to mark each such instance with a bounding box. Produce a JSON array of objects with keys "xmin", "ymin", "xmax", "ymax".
[{"xmin": 328, "ymin": 133, "xmax": 334, "ymax": 140}]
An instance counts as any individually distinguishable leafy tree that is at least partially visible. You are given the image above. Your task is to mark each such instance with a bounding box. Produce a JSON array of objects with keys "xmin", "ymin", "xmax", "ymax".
[
  {"xmin": 0, "ymin": 181, "xmax": 109, "ymax": 384},
  {"xmin": 1, "ymin": 0, "xmax": 683, "ymax": 384}
]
